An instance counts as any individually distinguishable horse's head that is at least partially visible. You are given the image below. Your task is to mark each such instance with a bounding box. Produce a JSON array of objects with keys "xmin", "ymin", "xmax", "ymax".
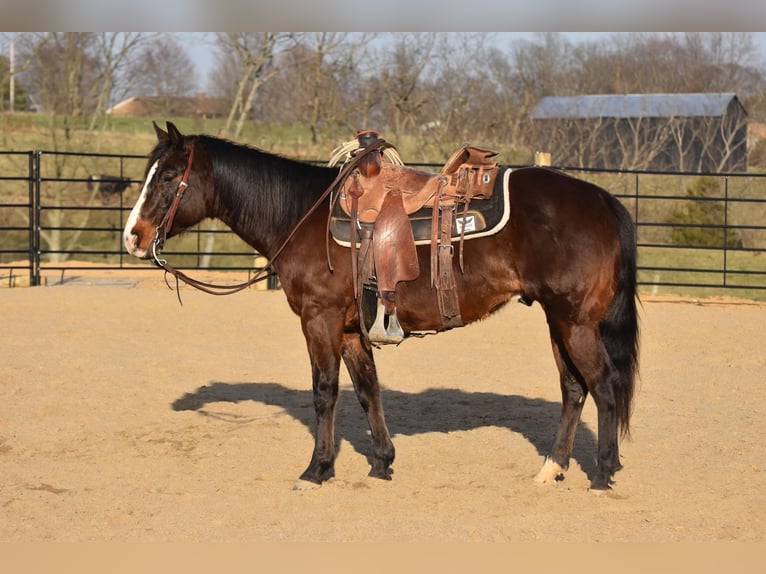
[{"xmin": 123, "ymin": 121, "xmax": 209, "ymax": 259}]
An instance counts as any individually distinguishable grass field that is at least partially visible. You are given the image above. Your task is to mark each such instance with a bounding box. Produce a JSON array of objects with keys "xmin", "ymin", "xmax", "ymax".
[{"xmin": 0, "ymin": 112, "xmax": 528, "ymax": 163}]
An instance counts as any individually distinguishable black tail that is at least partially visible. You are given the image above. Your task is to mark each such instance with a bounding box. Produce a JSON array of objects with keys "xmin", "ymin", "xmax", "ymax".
[{"xmin": 600, "ymin": 195, "xmax": 640, "ymax": 438}]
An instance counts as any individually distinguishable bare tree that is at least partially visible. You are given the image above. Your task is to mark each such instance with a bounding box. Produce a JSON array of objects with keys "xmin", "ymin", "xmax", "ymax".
[
  {"xmin": 697, "ymin": 113, "xmax": 749, "ymax": 173},
  {"xmin": 213, "ymin": 32, "xmax": 284, "ymax": 138},
  {"xmin": 483, "ymin": 45, "xmax": 527, "ymax": 145},
  {"xmin": 377, "ymin": 32, "xmax": 436, "ymax": 140},
  {"xmin": 342, "ymin": 36, "xmax": 388, "ymax": 132},
  {"xmin": 667, "ymin": 116, "xmax": 701, "ymax": 173},
  {"xmin": 614, "ymin": 115, "xmax": 671, "ymax": 170},
  {"xmin": 423, "ymin": 33, "xmax": 495, "ymax": 153},
  {"xmin": 572, "ymin": 32, "xmax": 763, "ymax": 97},
  {"xmin": 128, "ymin": 34, "xmax": 198, "ymax": 113},
  {"xmin": 251, "ymin": 33, "xmax": 378, "ymax": 143},
  {"xmin": 18, "ymin": 33, "xmax": 99, "ymax": 118},
  {"xmin": 291, "ymin": 32, "xmax": 365, "ymax": 143},
  {"xmin": 510, "ymin": 33, "xmax": 582, "ymax": 156},
  {"xmin": 537, "ymin": 116, "xmax": 613, "ymax": 168},
  {"xmin": 87, "ymin": 32, "xmax": 150, "ymax": 130},
  {"xmin": 511, "ymin": 33, "xmax": 576, "ymax": 99}
]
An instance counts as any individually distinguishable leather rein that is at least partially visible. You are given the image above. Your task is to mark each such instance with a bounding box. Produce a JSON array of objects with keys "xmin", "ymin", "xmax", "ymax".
[{"xmin": 148, "ymin": 137, "xmax": 393, "ymax": 299}]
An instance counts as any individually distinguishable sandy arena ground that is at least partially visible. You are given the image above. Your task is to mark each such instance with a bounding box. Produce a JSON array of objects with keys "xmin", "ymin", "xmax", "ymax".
[{"xmin": 1, "ymin": 268, "xmax": 764, "ymax": 542}]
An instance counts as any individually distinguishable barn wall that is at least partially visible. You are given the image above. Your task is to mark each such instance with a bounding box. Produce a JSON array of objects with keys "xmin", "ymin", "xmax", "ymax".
[{"xmin": 531, "ymin": 97, "xmax": 749, "ymax": 173}]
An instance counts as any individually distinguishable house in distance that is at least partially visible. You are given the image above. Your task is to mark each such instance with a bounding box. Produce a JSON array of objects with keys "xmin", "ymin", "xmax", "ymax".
[{"xmin": 107, "ymin": 93, "xmax": 229, "ymax": 119}]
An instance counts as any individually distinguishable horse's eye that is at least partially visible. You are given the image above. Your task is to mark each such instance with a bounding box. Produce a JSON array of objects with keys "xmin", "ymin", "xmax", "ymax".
[{"xmin": 159, "ymin": 171, "xmax": 176, "ymax": 184}]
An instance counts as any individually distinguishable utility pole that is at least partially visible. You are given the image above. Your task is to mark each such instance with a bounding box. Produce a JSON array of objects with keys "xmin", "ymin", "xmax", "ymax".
[{"xmin": 9, "ymin": 39, "xmax": 14, "ymax": 112}]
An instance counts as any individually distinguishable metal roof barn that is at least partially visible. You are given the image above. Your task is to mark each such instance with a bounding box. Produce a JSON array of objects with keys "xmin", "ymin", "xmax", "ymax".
[{"xmin": 530, "ymin": 93, "xmax": 748, "ymax": 172}]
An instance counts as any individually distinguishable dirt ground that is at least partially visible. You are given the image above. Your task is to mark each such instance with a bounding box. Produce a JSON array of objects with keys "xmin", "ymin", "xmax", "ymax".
[{"xmin": 1, "ymin": 267, "xmax": 764, "ymax": 542}]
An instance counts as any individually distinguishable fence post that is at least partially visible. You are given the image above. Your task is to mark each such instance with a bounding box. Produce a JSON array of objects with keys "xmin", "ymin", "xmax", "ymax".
[
  {"xmin": 29, "ymin": 151, "xmax": 41, "ymax": 286},
  {"xmin": 723, "ymin": 176, "xmax": 729, "ymax": 287},
  {"xmin": 534, "ymin": 151, "xmax": 551, "ymax": 166}
]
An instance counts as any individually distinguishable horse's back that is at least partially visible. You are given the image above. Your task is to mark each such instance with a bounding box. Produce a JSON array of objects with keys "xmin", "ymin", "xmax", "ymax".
[{"xmin": 509, "ymin": 167, "xmax": 620, "ymax": 223}]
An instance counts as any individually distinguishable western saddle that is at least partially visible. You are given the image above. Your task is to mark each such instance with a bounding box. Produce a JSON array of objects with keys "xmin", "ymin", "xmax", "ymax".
[{"xmin": 328, "ymin": 130, "xmax": 499, "ymax": 344}]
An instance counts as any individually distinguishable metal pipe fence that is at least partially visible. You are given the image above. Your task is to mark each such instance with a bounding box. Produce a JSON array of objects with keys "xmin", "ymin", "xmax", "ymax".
[
  {"xmin": 2, "ymin": 150, "xmax": 765, "ymax": 299},
  {"xmin": 553, "ymin": 165, "xmax": 766, "ymax": 299}
]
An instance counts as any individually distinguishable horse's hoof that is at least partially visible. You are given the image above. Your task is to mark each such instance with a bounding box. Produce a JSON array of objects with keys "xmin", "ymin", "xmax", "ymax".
[
  {"xmin": 534, "ymin": 458, "xmax": 566, "ymax": 485},
  {"xmin": 299, "ymin": 463, "xmax": 334, "ymax": 485},
  {"xmin": 590, "ymin": 472, "xmax": 614, "ymax": 492},
  {"xmin": 588, "ymin": 485, "xmax": 608, "ymax": 494},
  {"xmin": 368, "ymin": 466, "xmax": 393, "ymax": 481},
  {"xmin": 293, "ymin": 479, "xmax": 323, "ymax": 491},
  {"xmin": 589, "ymin": 475, "xmax": 615, "ymax": 492}
]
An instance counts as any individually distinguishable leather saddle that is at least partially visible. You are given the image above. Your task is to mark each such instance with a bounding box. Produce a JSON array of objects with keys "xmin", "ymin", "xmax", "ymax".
[
  {"xmin": 330, "ymin": 165, "xmax": 509, "ymax": 246},
  {"xmin": 328, "ymin": 131, "xmax": 502, "ymax": 344},
  {"xmin": 335, "ymin": 146, "xmax": 497, "ymax": 223}
]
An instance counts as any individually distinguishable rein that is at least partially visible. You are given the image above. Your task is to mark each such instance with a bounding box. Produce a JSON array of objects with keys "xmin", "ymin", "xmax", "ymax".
[{"xmin": 149, "ymin": 137, "xmax": 393, "ymax": 300}]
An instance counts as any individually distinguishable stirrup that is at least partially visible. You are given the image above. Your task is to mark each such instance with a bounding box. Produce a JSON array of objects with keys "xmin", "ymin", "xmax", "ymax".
[{"xmin": 368, "ymin": 300, "xmax": 404, "ymax": 344}]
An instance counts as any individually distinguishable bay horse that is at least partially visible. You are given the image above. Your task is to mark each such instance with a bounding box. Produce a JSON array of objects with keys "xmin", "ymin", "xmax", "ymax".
[{"xmin": 124, "ymin": 121, "xmax": 639, "ymax": 491}]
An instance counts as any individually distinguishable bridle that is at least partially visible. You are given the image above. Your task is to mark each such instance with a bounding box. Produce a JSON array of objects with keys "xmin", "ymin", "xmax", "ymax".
[
  {"xmin": 158, "ymin": 142, "xmax": 195, "ymax": 246},
  {"xmin": 146, "ymin": 136, "xmax": 394, "ymax": 301},
  {"xmin": 149, "ymin": 142, "xmax": 194, "ymax": 265}
]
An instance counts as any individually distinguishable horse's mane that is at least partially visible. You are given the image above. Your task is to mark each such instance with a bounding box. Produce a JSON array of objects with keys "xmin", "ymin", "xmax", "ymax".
[{"xmin": 197, "ymin": 134, "xmax": 335, "ymax": 238}]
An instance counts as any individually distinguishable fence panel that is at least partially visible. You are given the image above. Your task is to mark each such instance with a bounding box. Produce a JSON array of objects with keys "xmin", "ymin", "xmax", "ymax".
[
  {"xmin": 558, "ymin": 167, "xmax": 766, "ymax": 300},
  {"xmin": 0, "ymin": 151, "xmax": 34, "ymax": 286},
  {"xmin": 1, "ymin": 150, "xmax": 269, "ymax": 287}
]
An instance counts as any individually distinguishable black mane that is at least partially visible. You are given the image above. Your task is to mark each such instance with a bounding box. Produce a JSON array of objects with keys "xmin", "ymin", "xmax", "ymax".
[{"xmin": 197, "ymin": 135, "xmax": 336, "ymax": 246}]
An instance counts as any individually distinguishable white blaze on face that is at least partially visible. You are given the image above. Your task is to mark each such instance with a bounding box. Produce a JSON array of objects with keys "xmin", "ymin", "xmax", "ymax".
[{"xmin": 123, "ymin": 160, "xmax": 159, "ymax": 258}]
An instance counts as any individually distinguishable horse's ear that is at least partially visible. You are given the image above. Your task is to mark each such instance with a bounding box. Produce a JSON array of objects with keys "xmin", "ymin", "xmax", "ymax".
[
  {"xmin": 153, "ymin": 121, "xmax": 168, "ymax": 142},
  {"xmin": 166, "ymin": 121, "xmax": 184, "ymax": 146}
]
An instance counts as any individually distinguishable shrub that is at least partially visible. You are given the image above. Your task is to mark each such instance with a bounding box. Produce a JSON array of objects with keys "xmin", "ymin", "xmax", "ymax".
[{"xmin": 667, "ymin": 176, "xmax": 742, "ymax": 248}]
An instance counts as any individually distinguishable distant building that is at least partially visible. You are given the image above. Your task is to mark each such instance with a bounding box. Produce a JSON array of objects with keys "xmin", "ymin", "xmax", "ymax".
[
  {"xmin": 531, "ymin": 93, "xmax": 748, "ymax": 172},
  {"xmin": 107, "ymin": 93, "xmax": 229, "ymax": 119}
]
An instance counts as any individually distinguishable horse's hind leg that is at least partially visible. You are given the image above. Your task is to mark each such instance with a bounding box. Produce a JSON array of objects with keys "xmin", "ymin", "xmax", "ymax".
[
  {"xmin": 535, "ymin": 338, "xmax": 588, "ymax": 485},
  {"xmin": 341, "ymin": 333, "xmax": 395, "ymax": 479},
  {"xmin": 545, "ymin": 321, "xmax": 623, "ymax": 490},
  {"xmin": 589, "ymin": 359, "xmax": 624, "ymax": 490}
]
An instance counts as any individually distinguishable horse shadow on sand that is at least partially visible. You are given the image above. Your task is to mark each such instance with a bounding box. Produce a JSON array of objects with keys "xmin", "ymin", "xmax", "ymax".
[{"xmin": 171, "ymin": 381, "xmax": 598, "ymax": 481}]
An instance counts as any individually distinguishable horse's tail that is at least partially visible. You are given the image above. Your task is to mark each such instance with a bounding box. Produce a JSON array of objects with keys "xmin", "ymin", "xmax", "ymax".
[{"xmin": 600, "ymin": 194, "xmax": 640, "ymax": 439}]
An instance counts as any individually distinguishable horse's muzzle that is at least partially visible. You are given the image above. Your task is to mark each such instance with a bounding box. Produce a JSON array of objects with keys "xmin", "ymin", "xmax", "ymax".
[{"xmin": 123, "ymin": 230, "xmax": 149, "ymax": 259}]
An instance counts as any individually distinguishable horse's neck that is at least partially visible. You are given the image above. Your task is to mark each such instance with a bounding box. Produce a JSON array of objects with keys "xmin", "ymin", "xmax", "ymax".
[{"xmin": 211, "ymin": 148, "xmax": 331, "ymax": 257}]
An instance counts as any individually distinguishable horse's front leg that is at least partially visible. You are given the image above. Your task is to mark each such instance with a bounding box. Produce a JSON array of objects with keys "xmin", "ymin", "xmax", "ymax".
[
  {"xmin": 341, "ymin": 332, "xmax": 395, "ymax": 480},
  {"xmin": 298, "ymin": 312, "xmax": 344, "ymax": 486}
]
